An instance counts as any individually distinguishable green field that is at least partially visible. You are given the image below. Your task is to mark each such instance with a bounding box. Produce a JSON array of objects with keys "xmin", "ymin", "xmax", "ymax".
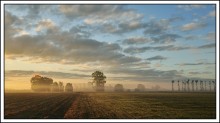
[{"xmin": 4, "ymin": 92, "xmax": 216, "ymax": 119}]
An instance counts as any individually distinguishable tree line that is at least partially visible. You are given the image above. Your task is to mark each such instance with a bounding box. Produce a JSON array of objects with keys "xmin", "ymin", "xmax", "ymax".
[
  {"xmin": 30, "ymin": 75, "xmax": 73, "ymax": 92},
  {"xmin": 171, "ymin": 79, "xmax": 216, "ymax": 92},
  {"xmin": 30, "ymin": 71, "xmax": 149, "ymax": 93}
]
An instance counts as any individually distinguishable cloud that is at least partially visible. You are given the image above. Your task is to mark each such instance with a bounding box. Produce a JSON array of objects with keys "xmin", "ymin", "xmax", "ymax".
[
  {"xmin": 59, "ymin": 5, "xmax": 120, "ymax": 19},
  {"xmin": 122, "ymin": 33, "xmax": 181, "ymax": 45},
  {"xmin": 185, "ymin": 35, "xmax": 198, "ymax": 40},
  {"xmin": 35, "ymin": 19, "xmax": 57, "ymax": 32},
  {"xmin": 106, "ymin": 67, "xmax": 184, "ymax": 82},
  {"xmin": 184, "ymin": 32, "xmax": 215, "ymax": 42},
  {"xmin": 204, "ymin": 32, "xmax": 215, "ymax": 42},
  {"xmin": 99, "ymin": 16, "xmax": 181, "ymax": 35},
  {"xmin": 198, "ymin": 43, "xmax": 215, "ymax": 49},
  {"xmin": 100, "ymin": 21, "xmax": 146, "ymax": 34},
  {"xmin": 188, "ymin": 71, "xmax": 212, "ymax": 75},
  {"xmin": 143, "ymin": 17, "xmax": 182, "ymax": 35},
  {"xmin": 67, "ymin": 25, "xmax": 92, "ymax": 38},
  {"xmin": 59, "ymin": 5, "xmax": 143, "ymax": 25},
  {"xmin": 208, "ymin": 10, "xmax": 215, "ymax": 17},
  {"xmin": 147, "ymin": 55, "xmax": 167, "ymax": 61},
  {"xmin": 5, "ymin": 70, "xmax": 89, "ymax": 79},
  {"xmin": 5, "ymin": 19, "xmax": 141, "ymax": 68},
  {"xmin": 124, "ymin": 45, "xmax": 191, "ymax": 54},
  {"xmin": 122, "ymin": 36, "xmax": 152, "ymax": 45},
  {"xmin": 59, "ymin": 5, "xmax": 145, "ymax": 34},
  {"xmin": 5, "ymin": 32, "xmax": 140, "ymax": 66},
  {"xmin": 176, "ymin": 62, "xmax": 215, "ymax": 66},
  {"xmin": 152, "ymin": 34, "xmax": 181, "ymax": 44},
  {"xmin": 177, "ymin": 5, "xmax": 205, "ymax": 10},
  {"xmin": 181, "ymin": 22, "xmax": 207, "ymax": 31},
  {"xmin": 144, "ymin": 19, "xmax": 170, "ymax": 35}
]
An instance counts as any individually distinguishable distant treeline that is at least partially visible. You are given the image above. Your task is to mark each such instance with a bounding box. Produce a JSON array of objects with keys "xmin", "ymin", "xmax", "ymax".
[{"xmin": 30, "ymin": 75, "xmax": 73, "ymax": 92}]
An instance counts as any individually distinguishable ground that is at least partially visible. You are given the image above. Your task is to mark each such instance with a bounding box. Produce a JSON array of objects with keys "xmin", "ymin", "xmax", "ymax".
[{"xmin": 4, "ymin": 92, "xmax": 216, "ymax": 119}]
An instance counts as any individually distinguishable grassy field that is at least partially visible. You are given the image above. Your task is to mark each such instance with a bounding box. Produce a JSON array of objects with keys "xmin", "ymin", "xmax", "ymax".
[{"xmin": 4, "ymin": 92, "xmax": 216, "ymax": 119}]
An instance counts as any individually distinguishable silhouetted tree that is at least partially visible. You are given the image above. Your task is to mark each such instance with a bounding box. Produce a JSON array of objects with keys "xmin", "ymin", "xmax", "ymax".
[
  {"xmin": 136, "ymin": 84, "xmax": 146, "ymax": 92},
  {"xmin": 200, "ymin": 80, "xmax": 203, "ymax": 91},
  {"xmin": 191, "ymin": 80, "xmax": 194, "ymax": 92},
  {"xmin": 114, "ymin": 84, "xmax": 124, "ymax": 92},
  {"xmin": 177, "ymin": 80, "xmax": 180, "ymax": 91},
  {"xmin": 59, "ymin": 81, "xmax": 64, "ymax": 92},
  {"xmin": 65, "ymin": 83, "xmax": 73, "ymax": 92},
  {"xmin": 91, "ymin": 71, "xmax": 106, "ymax": 92},
  {"xmin": 212, "ymin": 81, "xmax": 216, "ymax": 91},
  {"xmin": 181, "ymin": 81, "xmax": 184, "ymax": 91},
  {"xmin": 204, "ymin": 81, "xmax": 207, "ymax": 91},
  {"xmin": 195, "ymin": 80, "xmax": 198, "ymax": 91},
  {"xmin": 186, "ymin": 79, "xmax": 190, "ymax": 92},
  {"xmin": 30, "ymin": 75, "xmax": 53, "ymax": 92},
  {"xmin": 51, "ymin": 82, "xmax": 59, "ymax": 92},
  {"xmin": 171, "ymin": 80, "xmax": 175, "ymax": 92},
  {"xmin": 209, "ymin": 81, "xmax": 212, "ymax": 91}
]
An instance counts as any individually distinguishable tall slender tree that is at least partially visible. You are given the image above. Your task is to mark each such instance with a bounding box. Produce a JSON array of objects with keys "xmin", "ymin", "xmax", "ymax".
[
  {"xmin": 186, "ymin": 79, "xmax": 190, "ymax": 92},
  {"xmin": 171, "ymin": 80, "xmax": 175, "ymax": 92},
  {"xmin": 212, "ymin": 80, "xmax": 216, "ymax": 92},
  {"xmin": 195, "ymin": 80, "xmax": 198, "ymax": 91},
  {"xmin": 209, "ymin": 81, "xmax": 212, "ymax": 91},
  {"xmin": 204, "ymin": 81, "xmax": 207, "ymax": 91},
  {"xmin": 181, "ymin": 80, "xmax": 184, "ymax": 92},
  {"xmin": 184, "ymin": 81, "xmax": 186, "ymax": 92},
  {"xmin": 191, "ymin": 80, "xmax": 194, "ymax": 92},
  {"xmin": 178, "ymin": 80, "xmax": 180, "ymax": 91}
]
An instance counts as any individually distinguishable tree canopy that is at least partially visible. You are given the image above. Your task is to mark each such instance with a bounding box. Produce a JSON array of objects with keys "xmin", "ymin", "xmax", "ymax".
[
  {"xmin": 91, "ymin": 71, "xmax": 106, "ymax": 91},
  {"xmin": 30, "ymin": 75, "xmax": 53, "ymax": 92},
  {"xmin": 114, "ymin": 84, "xmax": 124, "ymax": 92},
  {"xmin": 65, "ymin": 83, "xmax": 73, "ymax": 92},
  {"xmin": 51, "ymin": 82, "xmax": 59, "ymax": 92},
  {"xmin": 135, "ymin": 84, "xmax": 146, "ymax": 92}
]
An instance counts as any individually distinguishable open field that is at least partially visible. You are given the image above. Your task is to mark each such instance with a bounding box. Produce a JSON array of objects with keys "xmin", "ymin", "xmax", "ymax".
[{"xmin": 4, "ymin": 92, "xmax": 216, "ymax": 119}]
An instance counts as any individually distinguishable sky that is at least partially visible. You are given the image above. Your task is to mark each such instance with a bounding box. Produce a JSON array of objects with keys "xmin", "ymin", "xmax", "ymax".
[{"xmin": 4, "ymin": 4, "xmax": 216, "ymax": 90}]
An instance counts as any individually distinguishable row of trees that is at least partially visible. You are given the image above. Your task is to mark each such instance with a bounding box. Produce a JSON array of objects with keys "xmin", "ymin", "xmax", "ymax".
[
  {"xmin": 30, "ymin": 71, "xmax": 106, "ymax": 92},
  {"xmin": 171, "ymin": 79, "xmax": 216, "ymax": 92},
  {"xmin": 30, "ymin": 75, "xmax": 73, "ymax": 92}
]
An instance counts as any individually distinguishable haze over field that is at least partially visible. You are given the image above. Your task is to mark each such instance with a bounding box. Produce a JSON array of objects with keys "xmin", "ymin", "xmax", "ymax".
[{"xmin": 4, "ymin": 4, "xmax": 216, "ymax": 91}]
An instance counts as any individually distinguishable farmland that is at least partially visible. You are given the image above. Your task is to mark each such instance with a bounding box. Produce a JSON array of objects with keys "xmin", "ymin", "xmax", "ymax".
[{"xmin": 4, "ymin": 92, "xmax": 216, "ymax": 119}]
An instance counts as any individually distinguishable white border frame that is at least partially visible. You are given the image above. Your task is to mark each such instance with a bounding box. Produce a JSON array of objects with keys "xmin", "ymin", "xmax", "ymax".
[{"xmin": 1, "ymin": 1, "xmax": 219, "ymax": 122}]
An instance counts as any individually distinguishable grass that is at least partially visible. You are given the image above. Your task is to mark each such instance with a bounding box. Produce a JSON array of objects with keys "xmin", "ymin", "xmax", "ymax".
[{"xmin": 4, "ymin": 92, "xmax": 216, "ymax": 119}]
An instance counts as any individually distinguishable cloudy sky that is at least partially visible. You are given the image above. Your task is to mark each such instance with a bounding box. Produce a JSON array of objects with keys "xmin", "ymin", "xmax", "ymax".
[{"xmin": 4, "ymin": 4, "xmax": 216, "ymax": 90}]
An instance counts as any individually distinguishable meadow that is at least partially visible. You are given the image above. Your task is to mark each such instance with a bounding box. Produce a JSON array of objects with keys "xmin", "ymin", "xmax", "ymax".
[{"xmin": 4, "ymin": 92, "xmax": 216, "ymax": 119}]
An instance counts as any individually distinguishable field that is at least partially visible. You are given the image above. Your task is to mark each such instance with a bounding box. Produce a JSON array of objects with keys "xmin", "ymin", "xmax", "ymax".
[{"xmin": 4, "ymin": 92, "xmax": 216, "ymax": 119}]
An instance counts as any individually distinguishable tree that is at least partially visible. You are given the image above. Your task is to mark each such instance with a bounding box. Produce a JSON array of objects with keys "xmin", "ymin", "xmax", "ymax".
[
  {"xmin": 65, "ymin": 83, "xmax": 73, "ymax": 92},
  {"xmin": 181, "ymin": 81, "xmax": 184, "ymax": 92},
  {"xmin": 212, "ymin": 80, "xmax": 216, "ymax": 92},
  {"xmin": 177, "ymin": 80, "xmax": 180, "ymax": 91},
  {"xmin": 114, "ymin": 84, "xmax": 124, "ymax": 92},
  {"xmin": 51, "ymin": 82, "xmax": 59, "ymax": 92},
  {"xmin": 195, "ymin": 80, "xmax": 198, "ymax": 91},
  {"xmin": 171, "ymin": 80, "xmax": 175, "ymax": 92},
  {"xmin": 30, "ymin": 75, "xmax": 53, "ymax": 92},
  {"xmin": 59, "ymin": 81, "xmax": 64, "ymax": 92},
  {"xmin": 200, "ymin": 80, "xmax": 203, "ymax": 91},
  {"xmin": 91, "ymin": 71, "xmax": 106, "ymax": 92},
  {"xmin": 186, "ymin": 79, "xmax": 190, "ymax": 92},
  {"xmin": 209, "ymin": 81, "xmax": 212, "ymax": 91},
  {"xmin": 136, "ymin": 84, "xmax": 146, "ymax": 92},
  {"xmin": 191, "ymin": 80, "xmax": 194, "ymax": 92}
]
